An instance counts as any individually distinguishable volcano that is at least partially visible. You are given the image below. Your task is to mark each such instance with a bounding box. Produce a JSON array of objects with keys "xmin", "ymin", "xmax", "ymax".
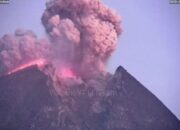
[
  {"xmin": 0, "ymin": 0, "xmax": 179, "ymax": 129},
  {"xmin": 0, "ymin": 65, "xmax": 179, "ymax": 130}
]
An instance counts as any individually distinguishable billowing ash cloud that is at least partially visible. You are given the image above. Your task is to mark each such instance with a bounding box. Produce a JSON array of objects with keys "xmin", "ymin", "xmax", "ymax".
[
  {"xmin": 0, "ymin": 0, "xmax": 121, "ymax": 78},
  {"xmin": 0, "ymin": 29, "xmax": 50, "ymax": 74},
  {"xmin": 41, "ymin": 0, "xmax": 122, "ymax": 75}
]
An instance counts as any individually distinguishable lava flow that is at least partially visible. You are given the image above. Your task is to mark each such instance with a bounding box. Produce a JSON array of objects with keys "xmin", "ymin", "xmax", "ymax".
[
  {"xmin": 58, "ymin": 67, "xmax": 76, "ymax": 78},
  {"xmin": 7, "ymin": 59, "xmax": 46, "ymax": 75}
]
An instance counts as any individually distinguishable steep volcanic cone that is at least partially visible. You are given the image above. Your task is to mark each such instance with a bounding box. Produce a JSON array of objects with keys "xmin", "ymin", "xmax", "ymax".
[
  {"xmin": 0, "ymin": 65, "xmax": 180, "ymax": 130},
  {"xmin": 0, "ymin": 0, "xmax": 179, "ymax": 130}
]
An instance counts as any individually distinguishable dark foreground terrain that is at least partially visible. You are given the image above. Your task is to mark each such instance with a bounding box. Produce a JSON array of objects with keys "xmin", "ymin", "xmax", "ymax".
[{"xmin": 0, "ymin": 65, "xmax": 179, "ymax": 130}]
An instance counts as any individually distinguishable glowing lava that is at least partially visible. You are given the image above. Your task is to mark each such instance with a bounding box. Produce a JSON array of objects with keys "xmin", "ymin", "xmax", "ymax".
[
  {"xmin": 58, "ymin": 67, "xmax": 76, "ymax": 78},
  {"xmin": 7, "ymin": 59, "xmax": 46, "ymax": 75}
]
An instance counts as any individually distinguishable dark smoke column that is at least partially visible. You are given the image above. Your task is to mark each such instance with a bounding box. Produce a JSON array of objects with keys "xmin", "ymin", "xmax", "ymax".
[{"xmin": 41, "ymin": 0, "xmax": 122, "ymax": 76}]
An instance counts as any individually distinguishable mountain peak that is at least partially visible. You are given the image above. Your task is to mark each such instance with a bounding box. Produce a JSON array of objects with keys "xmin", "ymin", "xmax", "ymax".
[{"xmin": 0, "ymin": 66, "xmax": 179, "ymax": 130}]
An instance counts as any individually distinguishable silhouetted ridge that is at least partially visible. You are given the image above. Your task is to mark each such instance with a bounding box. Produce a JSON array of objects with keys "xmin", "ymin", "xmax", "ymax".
[{"xmin": 0, "ymin": 65, "xmax": 179, "ymax": 130}]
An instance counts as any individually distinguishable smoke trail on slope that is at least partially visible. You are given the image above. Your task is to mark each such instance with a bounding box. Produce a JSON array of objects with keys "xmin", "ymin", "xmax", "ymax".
[{"xmin": 0, "ymin": 29, "xmax": 50, "ymax": 74}]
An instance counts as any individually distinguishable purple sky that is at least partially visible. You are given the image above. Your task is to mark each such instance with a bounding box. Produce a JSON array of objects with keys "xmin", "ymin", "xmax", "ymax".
[{"xmin": 0, "ymin": 0, "xmax": 180, "ymax": 119}]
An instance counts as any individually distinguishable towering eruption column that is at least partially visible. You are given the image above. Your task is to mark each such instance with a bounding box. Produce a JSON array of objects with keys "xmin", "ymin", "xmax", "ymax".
[
  {"xmin": 0, "ymin": 0, "xmax": 122, "ymax": 78},
  {"xmin": 41, "ymin": 0, "xmax": 122, "ymax": 77}
]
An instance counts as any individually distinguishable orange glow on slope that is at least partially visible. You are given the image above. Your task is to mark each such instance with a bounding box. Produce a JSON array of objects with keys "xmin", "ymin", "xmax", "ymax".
[
  {"xmin": 58, "ymin": 67, "xmax": 76, "ymax": 78},
  {"xmin": 7, "ymin": 59, "xmax": 46, "ymax": 75}
]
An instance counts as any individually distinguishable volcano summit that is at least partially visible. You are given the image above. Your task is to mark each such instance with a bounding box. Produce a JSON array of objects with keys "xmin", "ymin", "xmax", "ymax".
[
  {"xmin": 0, "ymin": 65, "xmax": 179, "ymax": 130},
  {"xmin": 0, "ymin": 0, "xmax": 179, "ymax": 130}
]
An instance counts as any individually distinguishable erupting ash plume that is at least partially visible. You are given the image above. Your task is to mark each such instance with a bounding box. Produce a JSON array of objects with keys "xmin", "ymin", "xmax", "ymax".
[
  {"xmin": 42, "ymin": 0, "xmax": 122, "ymax": 75},
  {"xmin": 1, "ymin": 1, "xmax": 180, "ymax": 130},
  {"xmin": 0, "ymin": 29, "xmax": 50, "ymax": 75},
  {"xmin": 0, "ymin": 0, "xmax": 122, "ymax": 79}
]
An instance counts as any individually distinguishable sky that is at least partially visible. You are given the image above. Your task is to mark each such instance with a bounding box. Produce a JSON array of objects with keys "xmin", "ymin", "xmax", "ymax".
[{"xmin": 0, "ymin": 0, "xmax": 180, "ymax": 119}]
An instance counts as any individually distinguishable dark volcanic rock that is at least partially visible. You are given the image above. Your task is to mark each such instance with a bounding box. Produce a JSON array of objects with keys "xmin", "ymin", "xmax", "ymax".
[
  {"xmin": 0, "ymin": 65, "xmax": 179, "ymax": 130},
  {"xmin": 0, "ymin": 66, "xmax": 60, "ymax": 130}
]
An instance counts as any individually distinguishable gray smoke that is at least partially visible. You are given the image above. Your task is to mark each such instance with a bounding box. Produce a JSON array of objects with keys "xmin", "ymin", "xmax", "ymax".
[
  {"xmin": 0, "ymin": 29, "xmax": 50, "ymax": 74},
  {"xmin": 0, "ymin": 0, "xmax": 122, "ymax": 79},
  {"xmin": 42, "ymin": 0, "xmax": 122, "ymax": 76}
]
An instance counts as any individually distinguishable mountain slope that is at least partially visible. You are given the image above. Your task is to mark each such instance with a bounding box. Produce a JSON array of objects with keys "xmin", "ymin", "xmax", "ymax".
[{"xmin": 0, "ymin": 65, "xmax": 179, "ymax": 130}]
